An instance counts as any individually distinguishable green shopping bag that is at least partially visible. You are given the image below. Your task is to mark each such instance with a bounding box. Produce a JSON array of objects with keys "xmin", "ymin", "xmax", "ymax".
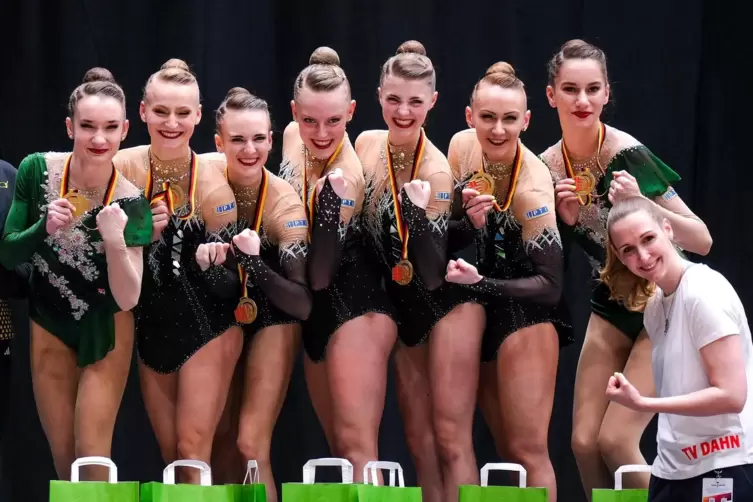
[
  {"xmin": 356, "ymin": 461, "xmax": 422, "ymax": 502},
  {"xmin": 458, "ymin": 463, "xmax": 548, "ymax": 501},
  {"xmin": 592, "ymin": 464, "xmax": 651, "ymax": 502},
  {"xmin": 140, "ymin": 459, "xmax": 235, "ymax": 502},
  {"xmin": 281, "ymin": 457, "xmax": 358, "ymax": 502},
  {"xmin": 49, "ymin": 456, "xmax": 139, "ymax": 502},
  {"xmin": 226, "ymin": 460, "xmax": 267, "ymax": 502}
]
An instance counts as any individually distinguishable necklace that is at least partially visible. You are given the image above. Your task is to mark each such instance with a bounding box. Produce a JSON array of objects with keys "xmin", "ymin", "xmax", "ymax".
[
  {"xmin": 388, "ymin": 142, "xmax": 417, "ymax": 172},
  {"xmin": 661, "ymin": 263, "xmax": 695, "ymax": 335}
]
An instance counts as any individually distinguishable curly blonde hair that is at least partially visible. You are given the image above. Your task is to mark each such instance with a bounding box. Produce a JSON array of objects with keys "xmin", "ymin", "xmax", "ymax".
[{"xmin": 600, "ymin": 197, "xmax": 664, "ymax": 312}]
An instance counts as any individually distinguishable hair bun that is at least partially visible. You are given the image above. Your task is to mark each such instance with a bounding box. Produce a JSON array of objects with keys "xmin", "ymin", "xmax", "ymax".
[
  {"xmin": 485, "ymin": 62, "xmax": 515, "ymax": 78},
  {"xmin": 161, "ymin": 58, "xmax": 191, "ymax": 72},
  {"xmin": 82, "ymin": 67, "xmax": 115, "ymax": 84},
  {"xmin": 396, "ymin": 40, "xmax": 427, "ymax": 57},
  {"xmin": 225, "ymin": 87, "xmax": 251, "ymax": 100},
  {"xmin": 309, "ymin": 47, "xmax": 340, "ymax": 66}
]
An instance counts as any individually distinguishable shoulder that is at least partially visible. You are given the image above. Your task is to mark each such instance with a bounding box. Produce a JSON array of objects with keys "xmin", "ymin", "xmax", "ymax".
[
  {"xmin": 538, "ymin": 141, "xmax": 563, "ymax": 168},
  {"xmin": 0, "ymin": 159, "xmax": 15, "ymax": 176},
  {"xmin": 283, "ymin": 121, "xmax": 300, "ymax": 142},
  {"xmin": 197, "ymin": 151, "xmax": 227, "ymax": 176},
  {"xmin": 113, "ymin": 145, "xmax": 149, "ymax": 164},
  {"xmin": 684, "ymin": 264, "xmax": 737, "ymax": 302},
  {"xmin": 602, "ymin": 124, "xmax": 644, "ymax": 163},
  {"xmin": 522, "ymin": 146, "xmax": 554, "ymax": 183},
  {"xmin": 448, "ymin": 128, "xmax": 476, "ymax": 151},
  {"xmin": 114, "ymin": 172, "xmax": 144, "ymax": 199},
  {"xmin": 354, "ymin": 129, "xmax": 386, "ymax": 149},
  {"xmin": 268, "ymin": 170, "xmax": 301, "ymax": 201}
]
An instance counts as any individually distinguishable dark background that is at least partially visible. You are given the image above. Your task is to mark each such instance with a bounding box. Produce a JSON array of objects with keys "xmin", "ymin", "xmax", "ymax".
[{"xmin": 0, "ymin": 0, "xmax": 749, "ymax": 501}]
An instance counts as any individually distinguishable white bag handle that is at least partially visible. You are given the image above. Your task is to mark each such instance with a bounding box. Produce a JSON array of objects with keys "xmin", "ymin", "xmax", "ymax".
[
  {"xmin": 163, "ymin": 459, "xmax": 212, "ymax": 486},
  {"xmin": 363, "ymin": 461, "xmax": 405, "ymax": 487},
  {"xmin": 243, "ymin": 460, "xmax": 260, "ymax": 484},
  {"xmin": 480, "ymin": 463, "xmax": 527, "ymax": 488},
  {"xmin": 70, "ymin": 456, "xmax": 118, "ymax": 483},
  {"xmin": 614, "ymin": 464, "xmax": 652, "ymax": 490},
  {"xmin": 302, "ymin": 458, "xmax": 354, "ymax": 485}
]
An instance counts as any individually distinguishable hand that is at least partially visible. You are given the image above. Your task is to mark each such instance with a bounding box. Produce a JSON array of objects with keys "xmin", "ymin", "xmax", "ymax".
[
  {"xmin": 233, "ymin": 228, "xmax": 261, "ymax": 256},
  {"xmin": 195, "ymin": 242, "xmax": 230, "ymax": 272},
  {"xmin": 402, "ymin": 179, "xmax": 431, "ymax": 209},
  {"xmin": 150, "ymin": 200, "xmax": 170, "ymax": 242},
  {"xmin": 315, "ymin": 168, "xmax": 348, "ymax": 199},
  {"xmin": 606, "ymin": 372, "xmax": 646, "ymax": 411},
  {"xmin": 462, "ymin": 189, "xmax": 495, "ymax": 229},
  {"xmin": 608, "ymin": 171, "xmax": 642, "ymax": 205},
  {"xmin": 96, "ymin": 203, "xmax": 128, "ymax": 243},
  {"xmin": 445, "ymin": 258, "xmax": 483, "ymax": 285},
  {"xmin": 554, "ymin": 178, "xmax": 581, "ymax": 226},
  {"xmin": 45, "ymin": 198, "xmax": 75, "ymax": 234}
]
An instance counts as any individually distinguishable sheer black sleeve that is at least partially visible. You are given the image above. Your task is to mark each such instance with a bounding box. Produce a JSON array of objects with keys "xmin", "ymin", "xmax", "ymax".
[
  {"xmin": 199, "ymin": 251, "xmax": 241, "ymax": 300},
  {"xmin": 401, "ymin": 187, "xmax": 447, "ymax": 291},
  {"xmin": 307, "ymin": 178, "xmax": 344, "ymax": 291},
  {"xmin": 448, "ymin": 217, "xmax": 478, "ymax": 254},
  {"xmin": 235, "ymin": 243, "xmax": 312, "ymax": 321}
]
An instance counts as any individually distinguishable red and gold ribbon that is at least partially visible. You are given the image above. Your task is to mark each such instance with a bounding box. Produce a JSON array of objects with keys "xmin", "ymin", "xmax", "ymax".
[
  {"xmin": 60, "ymin": 153, "xmax": 119, "ymax": 218},
  {"xmin": 481, "ymin": 140, "xmax": 524, "ymax": 213},
  {"xmin": 146, "ymin": 151, "xmax": 199, "ymax": 220},
  {"xmin": 302, "ymin": 138, "xmax": 345, "ymax": 242},
  {"xmin": 562, "ymin": 122, "xmax": 606, "ymax": 207}
]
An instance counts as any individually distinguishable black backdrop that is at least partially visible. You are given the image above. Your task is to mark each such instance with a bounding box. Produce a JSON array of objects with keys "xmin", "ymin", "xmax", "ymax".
[{"xmin": 0, "ymin": 0, "xmax": 750, "ymax": 501}]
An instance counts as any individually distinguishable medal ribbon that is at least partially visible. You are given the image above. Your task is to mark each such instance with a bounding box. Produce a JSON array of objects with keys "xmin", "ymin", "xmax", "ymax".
[
  {"xmin": 227, "ymin": 167, "xmax": 269, "ymax": 299},
  {"xmin": 146, "ymin": 151, "xmax": 199, "ymax": 220},
  {"xmin": 302, "ymin": 138, "xmax": 345, "ymax": 242},
  {"xmin": 480, "ymin": 140, "xmax": 523, "ymax": 212},
  {"xmin": 561, "ymin": 122, "xmax": 606, "ymax": 206},
  {"xmin": 60, "ymin": 153, "xmax": 120, "ymax": 208},
  {"xmin": 386, "ymin": 128, "xmax": 426, "ymax": 262}
]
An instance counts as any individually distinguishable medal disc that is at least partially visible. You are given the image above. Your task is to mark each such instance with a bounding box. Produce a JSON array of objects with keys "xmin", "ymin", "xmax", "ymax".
[
  {"xmin": 573, "ymin": 170, "xmax": 596, "ymax": 196},
  {"xmin": 468, "ymin": 172, "xmax": 495, "ymax": 196},
  {"xmin": 391, "ymin": 259, "xmax": 414, "ymax": 286},
  {"xmin": 234, "ymin": 297, "xmax": 257, "ymax": 324},
  {"xmin": 64, "ymin": 191, "xmax": 90, "ymax": 218},
  {"xmin": 168, "ymin": 184, "xmax": 186, "ymax": 211}
]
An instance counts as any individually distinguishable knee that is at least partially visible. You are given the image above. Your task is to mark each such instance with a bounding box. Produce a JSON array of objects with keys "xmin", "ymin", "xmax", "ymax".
[
  {"xmin": 177, "ymin": 424, "xmax": 214, "ymax": 460},
  {"xmin": 506, "ymin": 434, "xmax": 549, "ymax": 467},
  {"xmin": 403, "ymin": 421, "xmax": 437, "ymax": 461},
  {"xmin": 332, "ymin": 421, "xmax": 374, "ymax": 461},
  {"xmin": 571, "ymin": 427, "xmax": 600, "ymax": 461},
  {"xmin": 597, "ymin": 423, "xmax": 638, "ymax": 467},
  {"xmin": 237, "ymin": 429, "xmax": 271, "ymax": 464},
  {"xmin": 433, "ymin": 416, "xmax": 470, "ymax": 465}
]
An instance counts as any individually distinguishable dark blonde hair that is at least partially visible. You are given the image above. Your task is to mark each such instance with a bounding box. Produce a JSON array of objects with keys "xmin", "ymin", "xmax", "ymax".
[
  {"xmin": 215, "ymin": 87, "xmax": 270, "ymax": 134},
  {"xmin": 379, "ymin": 40, "xmax": 436, "ymax": 91},
  {"xmin": 600, "ymin": 197, "xmax": 665, "ymax": 312},
  {"xmin": 470, "ymin": 61, "xmax": 525, "ymax": 103},
  {"xmin": 68, "ymin": 67, "xmax": 126, "ymax": 116},
  {"xmin": 547, "ymin": 39, "xmax": 609, "ymax": 86},
  {"xmin": 143, "ymin": 58, "xmax": 199, "ymax": 101},
  {"xmin": 293, "ymin": 47, "xmax": 350, "ymax": 100}
]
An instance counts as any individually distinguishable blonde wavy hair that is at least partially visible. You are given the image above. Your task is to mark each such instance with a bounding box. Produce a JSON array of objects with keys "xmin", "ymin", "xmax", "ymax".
[{"xmin": 600, "ymin": 196, "xmax": 664, "ymax": 312}]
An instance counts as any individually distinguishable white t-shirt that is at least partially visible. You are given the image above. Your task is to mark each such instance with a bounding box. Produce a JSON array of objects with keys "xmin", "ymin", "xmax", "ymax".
[{"xmin": 645, "ymin": 262, "xmax": 753, "ymax": 480}]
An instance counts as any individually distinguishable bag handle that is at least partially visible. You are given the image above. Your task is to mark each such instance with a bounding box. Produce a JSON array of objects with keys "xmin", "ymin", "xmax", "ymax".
[
  {"xmin": 614, "ymin": 464, "xmax": 652, "ymax": 490},
  {"xmin": 243, "ymin": 460, "xmax": 260, "ymax": 484},
  {"xmin": 480, "ymin": 463, "xmax": 527, "ymax": 488},
  {"xmin": 363, "ymin": 461, "xmax": 405, "ymax": 487},
  {"xmin": 163, "ymin": 459, "xmax": 212, "ymax": 486},
  {"xmin": 302, "ymin": 458, "xmax": 354, "ymax": 485},
  {"xmin": 70, "ymin": 456, "xmax": 118, "ymax": 483}
]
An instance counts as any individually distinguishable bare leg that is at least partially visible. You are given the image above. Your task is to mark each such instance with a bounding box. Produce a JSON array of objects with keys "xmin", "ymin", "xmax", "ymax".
[
  {"xmin": 571, "ymin": 314, "xmax": 633, "ymax": 501},
  {"xmin": 30, "ymin": 321, "xmax": 78, "ymax": 481},
  {"xmin": 327, "ymin": 313, "xmax": 396, "ymax": 482},
  {"xmin": 237, "ymin": 323, "xmax": 301, "ymax": 502},
  {"xmin": 429, "ymin": 303, "xmax": 485, "ymax": 502},
  {"xmin": 75, "ymin": 311, "xmax": 134, "ymax": 480},
  {"xmin": 477, "ymin": 362, "xmax": 505, "ymax": 458},
  {"xmin": 210, "ymin": 358, "xmax": 244, "ymax": 484},
  {"xmin": 598, "ymin": 330, "xmax": 654, "ymax": 489},
  {"xmin": 495, "ymin": 323, "xmax": 559, "ymax": 501},
  {"xmin": 176, "ymin": 326, "xmax": 243, "ymax": 484},
  {"xmin": 394, "ymin": 343, "xmax": 442, "ymax": 502},
  {"xmin": 303, "ymin": 354, "xmax": 336, "ymax": 450},
  {"xmin": 139, "ymin": 361, "xmax": 179, "ymax": 465}
]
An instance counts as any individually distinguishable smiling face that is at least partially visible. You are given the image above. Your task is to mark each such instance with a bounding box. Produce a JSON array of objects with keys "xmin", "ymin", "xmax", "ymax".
[
  {"xmin": 215, "ymin": 109, "xmax": 272, "ymax": 177},
  {"xmin": 609, "ymin": 210, "xmax": 676, "ymax": 284},
  {"xmin": 66, "ymin": 95, "xmax": 129, "ymax": 167},
  {"xmin": 140, "ymin": 79, "xmax": 201, "ymax": 152},
  {"xmin": 291, "ymin": 85, "xmax": 354, "ymax": 160},
  {"xmin": 378, "ymin": 74, "xmax": 437, "ymax": 144},
  {"xmin": 466, "ymin": 83, "xmax": 530, "ymax": 162},
  {"xmin": 546, "ymin": 58, "xmax": 609, "ymax": 131}
]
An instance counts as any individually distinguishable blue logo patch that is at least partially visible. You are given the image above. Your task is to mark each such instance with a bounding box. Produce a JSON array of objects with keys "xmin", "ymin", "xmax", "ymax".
[
  {"xmin": 435, "ymin": 191, "xmax": 451, "ymax": 201},
  {"xmin": 525, "ymin": 206, "xmax": 549, "ymax": 220},
  {"xmin": 341, "ymin": 198, "xmax": 355, "ymax": 208},
  {"xmin": 215, "ymin": 201, "xmax": 236, "ymax": 214},
  {"xmin": 0, "ymin": 181, "xmax": 8, "ymax": 189},
  {"xmin": 662, "ymin": 187, "xmax": 677, "ymax": 201},
  {"xmin": 284, "ymin": 219, "xmax": 309, "ymax": 229}
]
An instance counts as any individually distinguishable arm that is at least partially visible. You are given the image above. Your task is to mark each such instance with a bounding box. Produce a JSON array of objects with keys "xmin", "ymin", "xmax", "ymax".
[
  {"xmin": 0, "ymin": 155, "xmax": 49, "ymax": 269},
  {"xmin": 403, "ymin": 170, "xmax": 452, "ymax": 291},
  {"xmin": 104, "ymin": 242, "xmax": 144, "ymax": 312},
  {"xmin": 198, "ymin": 244, "xmax": 241, "ymax": 300},
  {"xmin": 652, "ymin": 187, "xmax": 712, "ymax": 255},
  {"xmin": 459, "ymin": 189, "xmax": 564, "ymax": 306},
  {"xmin": 98, "ymin": 203, "xmax": 146, "ymax": 311},
  {"xmin": 447, "ymin": 216, "xmax": 478, "ymax": 254}
]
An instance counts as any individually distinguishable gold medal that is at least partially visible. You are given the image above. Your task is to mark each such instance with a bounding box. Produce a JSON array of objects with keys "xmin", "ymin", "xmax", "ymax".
[
  {"xmin": 64, "ymin": 191, "xmax": 90, "ymax": 218},
  {"xmin": 234, "ymin": 297, "xmax": 258, "ymax": 324},
  {"xmin": 392, "ymin": 259, "xmax": 414, "ymax": 286},
  {"xmin": 168, "ymin": 184, "xmax": 186, "ymax": 210},
  {"xmin": 573, "ymin": 169, "xmax": 596, "ymax": 196},
  {"xmin": 468, "ymin": 172, "xmax": 495, "ymax": 196}
]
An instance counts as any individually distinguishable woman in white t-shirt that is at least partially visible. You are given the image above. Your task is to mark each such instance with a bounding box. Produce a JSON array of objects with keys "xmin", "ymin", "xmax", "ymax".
[{"xmin": 599, "ymin": 195, "xmax": 753, "ymax": 500}]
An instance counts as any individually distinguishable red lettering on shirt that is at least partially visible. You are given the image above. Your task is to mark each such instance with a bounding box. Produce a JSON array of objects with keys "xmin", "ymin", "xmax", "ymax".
[{"xmin": 688, "ymin": 434, "xmax": 741, "ymax": 461}]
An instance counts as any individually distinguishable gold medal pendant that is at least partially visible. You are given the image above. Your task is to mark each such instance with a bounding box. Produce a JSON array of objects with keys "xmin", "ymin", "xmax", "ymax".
[
  {"xmin": 468, "ymin": 172, "xmax": 495, "ymax": 196},
  {"xmin": 234, "ymin": 297, "xmax": 258, "ymax": 324},
  {"xmin": 573, "ymin": 169, "xmax": 596, "ymax": 207},
  {"xmin": 392, "ymin": 259, "xmax": 414, "ymax": 286},
  {"xmin": 168, "ymin": 184, "xmax": 186, "ymax": 211},
  {"xmin": 64, "ymin": 191, "xmax": 90, "ymax": 218}
]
